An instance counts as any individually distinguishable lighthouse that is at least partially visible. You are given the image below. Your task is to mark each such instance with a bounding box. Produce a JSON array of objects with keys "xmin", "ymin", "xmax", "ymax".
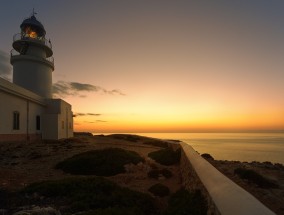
[
  {"xmin": 0, "ymin": 12, "xmax": 73, "ymax": 142},
  {"xmin": 10, "ymin": 12, "xmax": 54, "ymax": 98}
]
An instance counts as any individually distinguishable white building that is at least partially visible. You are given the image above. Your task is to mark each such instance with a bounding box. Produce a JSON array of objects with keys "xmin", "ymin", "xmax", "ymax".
[{"xmin": 0, "ymin": 14, "xmax": 73, "ymax": 142}]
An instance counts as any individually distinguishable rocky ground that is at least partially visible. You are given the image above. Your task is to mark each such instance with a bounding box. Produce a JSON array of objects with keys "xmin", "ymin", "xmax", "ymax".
[
  {"xmin": 0, "ymin": 134, "xmax": 182, "ymax": 213},
  {"xmin": 208, "ymin": 158, "xmax": 284, "ymax": 215},
  {"xmin": 1, "ymin": 134, "xmax": 283, "ymax": 214}
]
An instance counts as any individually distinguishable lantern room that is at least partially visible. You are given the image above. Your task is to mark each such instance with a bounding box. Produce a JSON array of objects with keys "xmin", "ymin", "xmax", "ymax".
[{"xmin": 20, "ymin": 15, "xmax": 46, "ymax": 39}]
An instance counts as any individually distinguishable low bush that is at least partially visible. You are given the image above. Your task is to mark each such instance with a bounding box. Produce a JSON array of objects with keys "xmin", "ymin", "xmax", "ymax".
[
  {"xmin": 56, "ymin": 148, "xmax": 144, "ymax": 176},
  {"xmin": 160, "ymin": 169, "xmax": 173, "ymax": 178},
  {"xmin": 23, "ymin": 177, "xmax": 157, "ymax": 215},
  {"xmin": 79, "ymin": 206, "xmax": 145, "ymax": 215},
  {"xmin": 74, "ymin": 132, "xmax": 93, "ymax": 137},
  {"xmin": 148, "ymin": 169, "xmax": 173, "ymax": 179},
  {"xmin": 234, "ymin": 168, "xmax": 279, "ymax": 189},
  {"xmin": 109, "ymin": 134, "xmax": 141, "ymax": 142},
  {"xmin": 148, "ymin": 148, "xmax": 181, "ymax": 166},
  {"xmin": 148, "ymin": 183, "xmax": 170, "ymax": 197},
  {"xmin": 143, "ymin": 140, "xmax": 169, "ymax": 148},
  {"xmin": 164, "ymin": 189, "xmax": 207, "ymax": 215},
  {"xmin": 201, "ymin": 153, "xmax": 214, "ymax": 160}
]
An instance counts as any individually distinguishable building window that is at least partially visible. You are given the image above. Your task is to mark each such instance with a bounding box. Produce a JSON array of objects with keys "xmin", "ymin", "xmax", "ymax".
[
  {"xmin": 62, "ymin": 121, "xmax": 64, "ymax": 129},
  {"xmin": 13, "ymin": 111, "xmax": 20, "ymax": 130},
  {"xmin": 36, "ymin": 115, "xmax": 40, "ymax": 130}
]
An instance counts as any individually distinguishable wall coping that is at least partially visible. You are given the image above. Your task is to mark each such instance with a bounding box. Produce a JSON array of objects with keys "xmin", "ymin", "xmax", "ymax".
[{"xmin": 180, "ymin": 142, "xmax": 276, "ymax": 215}]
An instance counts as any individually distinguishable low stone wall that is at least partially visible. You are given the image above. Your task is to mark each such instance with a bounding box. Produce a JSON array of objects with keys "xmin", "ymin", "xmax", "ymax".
[{"xmin": 180, "ymin": 142, "xmax": 276, "ymax": 215}]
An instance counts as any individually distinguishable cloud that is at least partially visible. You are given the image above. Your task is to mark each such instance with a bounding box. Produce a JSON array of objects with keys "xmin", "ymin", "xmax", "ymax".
[
  {"xmin": 74, "ymin": 113, "xmax": 107, "ymax": 123},
  {"xmin": 84, "ymin": 120, "xmax": 108, "ymax": 123},
  {"xmin": 53, "ymin": 81, "xmax": 125, "ymax": 97},
  {"xmin": 73, "ymin": 112, "xmax": 101, "ymax": 117},
  {"xmin": 96, "ymin": 120, "xmax": 107, "ymax": 123},
  {"xmin": 0, "ymin": 50, "xmax": 12, "ymax": 80}
]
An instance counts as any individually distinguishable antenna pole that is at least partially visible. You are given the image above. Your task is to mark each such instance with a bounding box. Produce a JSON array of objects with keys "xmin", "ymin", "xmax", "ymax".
[{"xmin": 32, "ymin": 8, "xmax": 37, "ymax": 16}]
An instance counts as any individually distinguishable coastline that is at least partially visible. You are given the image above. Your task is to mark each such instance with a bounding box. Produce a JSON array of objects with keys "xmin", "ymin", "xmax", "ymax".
[
  {"xmin": 0, "ymin": 133, "xmax": 283, "ymax": 214},
  {"xmin": 94, "ymin": 132, "xmax": 284, "ymax": 164}
]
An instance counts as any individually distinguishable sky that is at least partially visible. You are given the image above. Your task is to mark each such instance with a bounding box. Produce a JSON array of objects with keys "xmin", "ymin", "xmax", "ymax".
[{"xmin": 0, "ymin": 0, "xmax": 284, "ymax": 133}]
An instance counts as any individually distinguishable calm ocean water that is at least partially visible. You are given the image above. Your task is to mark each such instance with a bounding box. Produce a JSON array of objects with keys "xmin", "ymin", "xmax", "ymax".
[{"xmin": 97, "ymin": 133, "xmax": 284, "ymax": 164}]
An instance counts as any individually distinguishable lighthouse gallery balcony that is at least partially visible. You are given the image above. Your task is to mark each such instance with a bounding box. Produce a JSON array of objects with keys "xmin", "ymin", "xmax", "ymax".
[{"xmin": 11, "ymin": 34, "xmax": 54, "ymax": 70}]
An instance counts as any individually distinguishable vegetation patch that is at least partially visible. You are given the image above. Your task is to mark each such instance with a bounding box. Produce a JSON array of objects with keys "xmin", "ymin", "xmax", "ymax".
[
  {"xmin": 74, "ymin": 132, "xmax": 93, "ymax": 137},
  {"xmin": 148, "ymin": 148, "xmax": 181, "ymax": 166},
  {"xmin": 148, "ymin": 169, "xmax": 173, "ymax": 179},
  {"xmin": 234, "ymin": 168, "xmax": 279, "ymax": 189},
  {"xmin": 22, "ymin": 177, "xmax": 157, "ymax": 215},
  {"xmin": 143, "ymin": 140, "xmax": 169, "ymax": 148},
  {"xmin": 164, "ymin": 189, "xmax": 208, "ymax": 215},
  {"xmin": 79, "ymin": 206, "xmax": 145, "ymax": 215},
  {"xmin": 56, "ymin": 148, "xmax": 144, "ymax": 176},
  {"xmin": 201, "ymin": 153, "xmax": 214, "ymax": 160},
  {"xmin": 148, "ymin": 183, "xmax": 170, "ymax": 197},
  {"xmin": 108, "ymin": 134, "xmax": 141, "ymax": 142}
]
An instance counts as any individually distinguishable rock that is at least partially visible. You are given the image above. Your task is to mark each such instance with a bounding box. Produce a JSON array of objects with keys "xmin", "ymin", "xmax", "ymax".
[
  {"xmin": 13, "ymin": 206, "xmax": 61, "ymax": 215},
  {"xmin": 0, "ymin": 209, "xmax": 8, "ymax": 215}
]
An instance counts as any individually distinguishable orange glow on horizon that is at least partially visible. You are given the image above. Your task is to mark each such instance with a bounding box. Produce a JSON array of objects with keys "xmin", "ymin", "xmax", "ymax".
[{"xmin": 73, "ymin": 108, "xmax": 284, "ymax": 133}]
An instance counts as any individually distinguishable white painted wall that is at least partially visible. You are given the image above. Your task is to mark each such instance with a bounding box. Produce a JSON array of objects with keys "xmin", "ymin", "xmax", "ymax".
[
  {"xmin": 43, "ymin": 99, "xmax": 73, "ymax": 140},
  {"xmin": 0, "ymin": 89, "xmax": 45, "ymax": 140},
  {"xmin": 0, "ymin": 78, "xmax": 73, "ymax": 141},
  {"xmin": 12, "ymin": 59, "xmax": 53, "ymax": 98}
]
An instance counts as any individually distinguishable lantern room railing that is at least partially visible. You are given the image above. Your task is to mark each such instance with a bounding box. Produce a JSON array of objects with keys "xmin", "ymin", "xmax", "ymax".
[
  {"xmin": 13, "ymin": 33, "xmax": 52, "ymax": 50},
  {"xmin": 10, "ymin": 49, "xmax": 54, "ymax": 64}
]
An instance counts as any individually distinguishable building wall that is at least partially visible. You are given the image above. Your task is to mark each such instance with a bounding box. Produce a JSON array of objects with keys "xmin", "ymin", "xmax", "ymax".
[
  {"xmin": 0, "ymin": 78, "xmax": 73, "ymax": 142},
  {"xmin": 0, "ymin": 90, "xmax": 45, "ymax": 142},
  {"xmin": 42, "ymin": 114, "xmax": 59, "ymax": 140},
  {"xmin": 58, "ymin": 100, "xmax": 73, "ymax": 139},
  {"xmin": 43, "ymin": 99, "xmax": 73, "ymax": 140}
]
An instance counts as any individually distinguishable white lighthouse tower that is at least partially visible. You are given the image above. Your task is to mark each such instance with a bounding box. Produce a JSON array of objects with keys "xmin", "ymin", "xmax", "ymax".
[
  {"xmin": 10, "ymin": 12, "xmax": 54, "ymax": 98},
  {"xmin": 0, "ymin": 12, "xmax": 74, "ymax": 141}
]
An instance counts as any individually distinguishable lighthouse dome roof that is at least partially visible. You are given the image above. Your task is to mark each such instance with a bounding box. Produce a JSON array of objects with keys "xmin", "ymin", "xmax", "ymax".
[{"xmin": 20, "ymin": 15, "xmax": 46, "ymax": 36}]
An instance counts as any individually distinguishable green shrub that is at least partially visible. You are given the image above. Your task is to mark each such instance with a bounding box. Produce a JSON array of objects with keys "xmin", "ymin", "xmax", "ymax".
[
  {"xmin": 109, "ymin": 134, "xmax": 141, "ymax": 142},
  {"xmin": 234, "ymin": 168, "xmax": 279, "ymax": 188},
  {"xmin": 164, "ymin": 189, "xmax": 207, "ymax": 215},
  {"xmin": 160, "ymin": 169, "xmax": 173, "ymax": 178},
  {"xmin": 80, "ymin": 206, "xmax": 144, "ymax": 215},
  {"xmin": 201, "ymin": 153, "xmax": 214, "ymax": 160},
  {"xmin": 74, "ymin": 132, "xmax": 93, "ymax": 137},
  {"xmin": 56, "ymin": 148, "xmax": 144, "ymax": 176},
  {"xmin": 23, "ymin": 177, "xmax": 157, "ymax": 214},
  {"xmin": 148, "ymin": 148, "xmax": 181, "ymax": 166},
  {"xmin": 143, "ymin": 140, "xmax": 169, "ymax": 148},
  {"xmin": 148, "ymin": 169, "xmax": 160, "ymax": 179},
  {"xmin": 148, "ymin": 183, "xmax": 170, "ymax": 197},
  {"xmin": 148, "ymin": 169, "xmax": 173, "ymax": 179}
]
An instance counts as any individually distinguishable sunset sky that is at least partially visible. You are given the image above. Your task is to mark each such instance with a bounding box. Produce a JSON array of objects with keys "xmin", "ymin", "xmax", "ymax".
[{"xmin": 0, "ymin": 1, "xmax": 284, "ymax": 133}]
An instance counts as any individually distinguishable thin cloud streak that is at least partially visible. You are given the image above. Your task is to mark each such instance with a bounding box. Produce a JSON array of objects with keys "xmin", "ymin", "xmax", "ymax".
[
  {"xmin": 73, "ymin": 113, "xmax": 101, "ymax": 117},
  {"xmin": 83, "ymin": 120, "xmax": 108, "ymax": 123},
  {"xmin": 53, "ymin": 81, "xmax": 125, "ymax": 97}
]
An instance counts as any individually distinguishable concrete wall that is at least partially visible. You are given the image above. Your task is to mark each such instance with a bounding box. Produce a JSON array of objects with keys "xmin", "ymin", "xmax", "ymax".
[
  {"xmin": 0, "ymin": 78, "xmax": 73, "ymax": 141},
  {"xmin": 0, "ymin": 86, "xmax": 45, "ymax": 142},
  {"xmin": 42, "ymin": 114, "xmax": 58, "ymax": 140},
  {"xmin": 180, "ymin": 142, "xmax": 276, "ymax": 215},
  {"xmin": 12, "ymin": 59, "xmax": 53, "ymax": 98},
  {"xmin": 43, "ymin": 99, "xmax": 73, "ymax": 140}
]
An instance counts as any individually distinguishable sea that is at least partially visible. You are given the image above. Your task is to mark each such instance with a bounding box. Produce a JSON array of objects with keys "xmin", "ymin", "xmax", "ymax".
[{"xmin": 95, "ymin": 133, "xmax": 284, "ymax": 164}]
